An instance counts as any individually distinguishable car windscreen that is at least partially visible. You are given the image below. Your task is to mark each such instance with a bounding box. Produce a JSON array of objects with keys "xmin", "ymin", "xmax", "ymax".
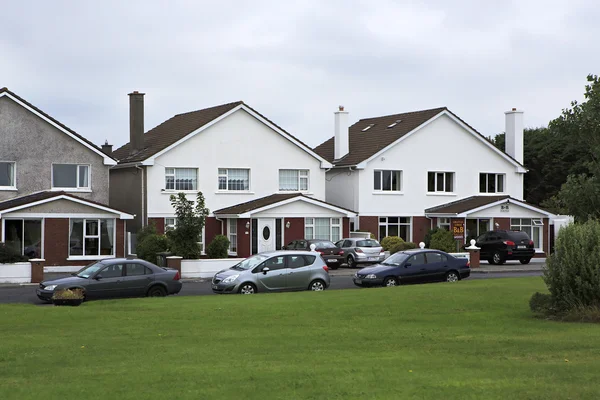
[
  {"xmin": 311, "ymin": 241, "xmax": 336, "ymax": 249},
  {"xmin": 381, "ymin": 252, "xmax": 410, "ymax": 266},
  {"xmin": 509, "ymin": 231, "xmax": 531, "ymax": 241},
  {"xmin": 231, "ymin": 254, "xmax": 270, "ymax": 270},
  {"xmin": 356, "ymin": 239, "xmax": 380, "ymax": 247},
  {"xmin": 75, "ymin": 261, "xmax": 105, "ymax": 278}
]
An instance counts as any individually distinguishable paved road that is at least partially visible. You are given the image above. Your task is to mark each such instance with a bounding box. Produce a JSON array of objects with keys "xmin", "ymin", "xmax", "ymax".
[{"xmin": 0, "ymin": 271, "xmax": 542, "ymax": 305}]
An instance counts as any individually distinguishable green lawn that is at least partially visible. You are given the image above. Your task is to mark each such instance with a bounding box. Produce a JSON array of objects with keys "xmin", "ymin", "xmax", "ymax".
[{"xmin": 1, "ymin": 278, "xmax": 599, "ymax": 400}]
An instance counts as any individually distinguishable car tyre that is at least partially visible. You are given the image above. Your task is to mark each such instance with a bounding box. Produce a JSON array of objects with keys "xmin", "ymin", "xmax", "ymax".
[
  {"xmin": 492, "ymin": 251, "xmax": 505, "ymax": 265},
  {"xmin": 309, "ymin": 280, "xmax": 326, "ymax": 291},
  {"xmin": 347, "ymin": 255, "xmax": 356, "ymax": 269},
  {"xmin": 147, "ymin": 285, "xmax": 167, "ymax": 297},
  {"xmin": 520, "ymin": 258, "xmax": 532, "ymax": 264},
  {"xmin": 383, "ymin": 277, "xmax": 398, "ymax": 287},
  {"xmin": 445, "ymin": 271, "xmax": 460, "ymax": 282},
  {"xmin": 238, "ymin": 283, "xmax": 257, "ymax": 294}
]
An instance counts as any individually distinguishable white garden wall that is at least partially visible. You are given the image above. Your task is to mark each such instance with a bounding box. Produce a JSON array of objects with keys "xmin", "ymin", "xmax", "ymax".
[
  {"xmin": 181, "ymin": 258, "xmax": 245, "ymax": 279},
  {"xmin": 0, "ymin": 262, "xmax": 31, "ymax": 283}
]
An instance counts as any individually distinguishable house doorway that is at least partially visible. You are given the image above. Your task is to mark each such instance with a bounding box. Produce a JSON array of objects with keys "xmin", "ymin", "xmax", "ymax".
[
  {"xmin": 258, "ymin": 218, "xmax": 276, "ymax": 253},
  {"xmin": 465, "ymin": 218, "xmax": 491, "ymax": 243}
]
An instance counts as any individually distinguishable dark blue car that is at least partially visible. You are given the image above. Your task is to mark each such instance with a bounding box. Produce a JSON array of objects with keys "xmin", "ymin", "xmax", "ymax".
[{"xmin": 353, "ymin": 249, "xmax": 470, "ymax": 287}]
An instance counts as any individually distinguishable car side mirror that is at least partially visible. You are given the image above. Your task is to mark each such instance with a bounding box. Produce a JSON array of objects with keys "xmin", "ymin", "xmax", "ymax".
[
  {"xmin": 262, "ymin": 267, "xmax": 270, "ymax": 275},
  {"xmin": 94, "ymin": 275, "xmax": 103, "ymax": 280},
  {"xmin": 404, "ymin": 263, "xmax": 411, "ymax": 268}
]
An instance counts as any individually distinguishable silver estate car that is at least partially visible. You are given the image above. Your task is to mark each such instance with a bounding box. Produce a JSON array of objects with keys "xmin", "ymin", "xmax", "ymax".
[
  {"xmin": 211, "ymin": 251, "xmax": 331, "ymax": 294},
  {"xmin": 335, "ymin": 238, "xmax": 385, "ymax": 268}
]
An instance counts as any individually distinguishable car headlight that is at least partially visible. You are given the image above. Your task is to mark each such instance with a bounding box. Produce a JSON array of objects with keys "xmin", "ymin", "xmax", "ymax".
[
  {"xmin": 365, "ymin": 274, "xmax": 377, "ymax": 279},
  {"xmin": 222, "ymin": 274, "xmax": 240, "ymax": 284},
  {"xmin": 44, "ymin": 285, "xmax": 57, "ymax": 291}
]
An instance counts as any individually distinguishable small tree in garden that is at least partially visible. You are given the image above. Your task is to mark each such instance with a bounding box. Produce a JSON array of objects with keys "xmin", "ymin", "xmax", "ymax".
[
  {"xmin": 429, "ymin": 229, "xmax": 456, "ymax": 253},
  {"xmin": 136, "ymin": 222, "xmax": 169, "ymax": 263},
  {"xmin": 380, "ymin": 236, "xmax": 404, "ymax": 252},
  {"xmin": 167, "ymin": 192, "xmax": 210, "ymax": 259},
  {"xmin": 206, "ymin": 235, "xmax": 230, "ymax": 259}
]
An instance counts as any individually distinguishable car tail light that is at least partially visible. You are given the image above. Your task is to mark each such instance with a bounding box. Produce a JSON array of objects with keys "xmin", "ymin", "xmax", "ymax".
[
  {"xmin": 503, "ymin": 240, "xmax": 515, "ymax": 246},
  {"xmin": 318, "ymin": 250, "xmax": 325, "ymax": 255},
  {"xmin": 339, "ymin": 250, "xmax": 344, "ymax": 255},
  {"xmin": 322, "ymin": 266, "xmax": 329, "ymax": 273},
  {"xmin": 173, "ymin": 271, "xmax": 181, "ymax": 281},
  {"xmin": 355, "ymin": 248, "xmax": 364, "ymax": 253},
  {"xmin": 529, "ymin": 240, "xmax": 534, "ymax": 246},
  {"xmin": 466, "ymin": 260, "xmax": 470, "ymax": 267}
]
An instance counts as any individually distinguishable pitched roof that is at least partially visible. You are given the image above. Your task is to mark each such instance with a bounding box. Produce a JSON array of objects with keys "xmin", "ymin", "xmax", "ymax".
[
  {"xmin": 213, "ymin": 193, "xmax": 356, "ymax": 215},
  {"xmin": 0, "ymin": 191, "xmax": 132, "ymax": 218},
  {"xmin": 314, "ymin": 107, "xmax": 446, "ymax": 166},
  {"xmin": 424, "ymin": 195, "xmax": 510, "ymax": 214},
  {"xmin": 113, "ymin": 101, "xmax": 243, "ymax": 163},
  {"xmin": 0, "ymin": 88, "xmax": 116, "ymax": 163}
]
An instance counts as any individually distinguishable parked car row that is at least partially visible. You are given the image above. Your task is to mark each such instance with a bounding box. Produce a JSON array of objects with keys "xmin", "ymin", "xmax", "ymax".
[{"xmin": 283, "ymin": 237, "xmax": 385, "ymax": 269}]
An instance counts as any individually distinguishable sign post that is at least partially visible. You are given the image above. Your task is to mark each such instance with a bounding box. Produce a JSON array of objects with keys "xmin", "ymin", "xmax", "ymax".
[{"xmin": 452, "ymin": 220, "xmax": 465, "ymax": 252}]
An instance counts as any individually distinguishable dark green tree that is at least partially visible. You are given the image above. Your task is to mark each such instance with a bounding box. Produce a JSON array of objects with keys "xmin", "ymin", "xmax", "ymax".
[{"xmin": 167, "ymin": 192, "xmax": 210, "ymax": 259}]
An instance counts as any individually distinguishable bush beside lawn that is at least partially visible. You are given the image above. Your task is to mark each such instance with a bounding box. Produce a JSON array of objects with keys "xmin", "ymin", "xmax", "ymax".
[{"xmin": 1, "ymin": 278, "xmax": 600, "ymax": 399}]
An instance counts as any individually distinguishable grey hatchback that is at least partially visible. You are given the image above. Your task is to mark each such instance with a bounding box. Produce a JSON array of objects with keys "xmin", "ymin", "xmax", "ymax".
[
  {"xmin": 211, "ymin": 251, "xmax": 331, "ymax": 294},
  {"xmin": 335, "ymin": 238, "xmax": 385, "ymax": 268}
]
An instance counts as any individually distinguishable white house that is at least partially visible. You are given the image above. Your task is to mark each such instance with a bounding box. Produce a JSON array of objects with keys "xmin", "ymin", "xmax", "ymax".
[
  {"xmin": 314, "ymin": 106, "xmax": 555, "ymax": 255},
  {"xmin": 110, "ymin": 93, "xmax": 355, "ymax": 258}
]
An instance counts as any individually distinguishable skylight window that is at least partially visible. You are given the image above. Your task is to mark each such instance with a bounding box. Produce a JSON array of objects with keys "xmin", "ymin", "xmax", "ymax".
[
  {"xmin": 362, "ymin": 124, "xmax": 375, "ymax": 132},
  {"xmin": 387, "ymin": 120, "xmax": 402, "ymax": 128}
]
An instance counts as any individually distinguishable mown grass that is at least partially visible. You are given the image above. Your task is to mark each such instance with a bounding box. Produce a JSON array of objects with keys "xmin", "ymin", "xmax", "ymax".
[{"xmin": 1, "ymin": 277, "xmax": 599, "ymax": 399}]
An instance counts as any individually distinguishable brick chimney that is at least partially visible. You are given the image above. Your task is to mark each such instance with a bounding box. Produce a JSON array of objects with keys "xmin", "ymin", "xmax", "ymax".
[
  {"xmin": 334, "ymin": 105, "xmax": 349, "ymax": 160},
  {"xmin": 128, "ymin": 91, "xmax": 145, "ymax": 154},
  {"xmin": 101, "ymin": 140, "xmax": 113, "ymax": 156},
  {"xmin": 504, "ymin": 107, "xmax": 524, "ymax": 164}
]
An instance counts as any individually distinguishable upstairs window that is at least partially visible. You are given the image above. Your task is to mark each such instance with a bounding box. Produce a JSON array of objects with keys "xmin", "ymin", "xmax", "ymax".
[
  {"xmin": 218, "ymin": 168, "xmax": 250, "ymax": 191},
  {"xmin": 279, "ymin": 169, "xmax": 309, "ymax": 191},
  {"xmin": 52, "ymin": 164, "xmax": 89, "ymax": 189},
  {"xmin": 374, "ymin": 170, "xmax": 402, "ymax": 192},
  {"xmin": 0, "ymin": 161, "xmax": 16, "ymax": 188},
  {"xmin": 428, "ymin": 172, "xmax": 454, "ymax": 193},
  {"xmin": 165, "ymin": 168, "xmax": 197, "ymax": 191},
  {"xmin": 479, "ymin": 173, "xmax": 505, "ymax": 193}
]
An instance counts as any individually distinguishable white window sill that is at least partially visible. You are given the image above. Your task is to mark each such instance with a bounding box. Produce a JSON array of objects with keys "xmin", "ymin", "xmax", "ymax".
[
  {"xmin": 0, "ymin": 187, "xmax": 18, "ymax": 191},
  {"xmin": 277, "ymin": 191, "xmax": 313, "ymax": 195},
  {"xmin": 161, "ymin": 190, "xmax": 198, "ymax": 195},
  {"xmin": 51, "ymin": 188, "xmax": 92, "ymax": 193},
  {"xmin": 426, "ymin": 192, "xmax": 457, "ymax": 196},
  {"xmin": 372, "ymin": 191, "xmax": 404, "ymax": 195},
  {"xmin": 479, "ymin": 192, "xmax": 506, "ymax": 195},
  {"xmin": 67, "ymin": 255, "xmax": 114, "ymax": 261},
  {"xmin": 228, "ymin": 252, "xmax": 237, "ymax": 256},
  {"xmin": 215, "ymin": 191, "xmax": 255, "ymax": 195}
]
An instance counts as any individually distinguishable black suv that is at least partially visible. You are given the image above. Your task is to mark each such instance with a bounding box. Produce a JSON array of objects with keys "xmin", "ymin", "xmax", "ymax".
[{"xmin": 474, "ymin": 230, "xmax": 535, "ymax": 265}]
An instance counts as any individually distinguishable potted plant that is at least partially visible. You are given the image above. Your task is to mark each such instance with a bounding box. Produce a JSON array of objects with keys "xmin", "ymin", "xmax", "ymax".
[{"xmin": 52, "ymin": 288, "xmax": 84, "ymax": 306}]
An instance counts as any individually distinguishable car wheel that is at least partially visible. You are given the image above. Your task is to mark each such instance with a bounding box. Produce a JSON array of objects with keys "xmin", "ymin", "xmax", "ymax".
[
  {"xmin": 445, "ymin": 271, "xmax": 460, "ymax": 282},
  {"xmin": 147, "ymin": 286, "xmax": 167, "ymax": 297},
  {"xmin": 309, "ymin": 280, "xmax": 326, "ymax": 291},
  {"xmin": 347, "ymin": 255, "xmax": 356, "ymax": 269},
  {"xmin": 383, "ymin": 277, "xmax": 398, "ymax": 287},
  {"xmin": 520, "ymin": 258, "xmax": 532, "ymax": 264},
  {"xmin": 238, "ymin": 283, "xmax": 257, "ymax": 294},
  {"xmin": 492, "ymin": 251, "xmax": 505, "ymax": 265}
]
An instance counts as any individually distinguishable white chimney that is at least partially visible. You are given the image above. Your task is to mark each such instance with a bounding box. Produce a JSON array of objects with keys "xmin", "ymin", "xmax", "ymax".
[
  {"xmin": 334, "ymin": 105, "xmax": 349, "ymax": 160},
  {"xmin": 504, "ymin": 108, "xmax": 524, "ymax": 164}
]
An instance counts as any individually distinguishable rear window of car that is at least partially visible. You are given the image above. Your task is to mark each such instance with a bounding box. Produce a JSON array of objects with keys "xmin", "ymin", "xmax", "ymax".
[
  {"xmin": 356, "ymin": 239, "xmax": 380, "ymax": 247},
  {"xmin": 509, "ymin": 231, "xmax": 531, "ymax": 240},
  {"xmin": 311, "ymin": 241, "xmax": 336, "ymax": 249}
]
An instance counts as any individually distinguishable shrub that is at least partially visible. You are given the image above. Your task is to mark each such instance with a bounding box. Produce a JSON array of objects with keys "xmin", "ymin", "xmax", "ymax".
[
  {"xmin": 0, "ymin": 243, "xmax": 28, "ymax": 263},
  {"xmin": 380, "ymin": 236, "xmax": 404, "ymax": 251},
  {"xmin": 389, "ymin": 241, "xmax": 418, "ymax": 254},
  {"xmin": 136, "ymin": 222, "xmax": 158, "ymax": 247},
  {"xmin": 424, "ymin": 227, "xmax": 444, "ymax": 248},
  {"xmin": 429, "ymin": 229, "xmax": 457, "ymax": 253},
  {"xmin": 529, "ymin": 292, "xmax": 554, "ymax": 314},
  {"xmin": 136, "ymin": 233, "xmax": 169, "ymax": 263},
  {"xmin": 206, "ymin": 235, "xmax": 230, "ymax": 259},
  {"xmin": 543, "ymin": 219, "xmax": 600, "ymax": 313}
]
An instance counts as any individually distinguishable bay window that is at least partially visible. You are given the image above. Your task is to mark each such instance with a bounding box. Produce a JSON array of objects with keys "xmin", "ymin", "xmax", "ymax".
[
  {"xmin": 3, "ymin": 219, "xmax": 42, "ymax": 259},
  {"xmin": 304, "ymin": 218, "xmax": 341, "ymax": 242},
  {"xmin": 69, "ymin": 218, "xmax": 114, "ymax": 257}
]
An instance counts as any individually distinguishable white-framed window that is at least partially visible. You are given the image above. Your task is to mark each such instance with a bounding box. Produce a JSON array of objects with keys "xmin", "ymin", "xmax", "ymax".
[
  {"xmin": 378, "ymin": 217, "xmax": 411, "ymax": 241},
  {"xmin": 428, "ymin": 171, "xmax": 454, "ymax": 193},
  {"xmin": 69, "ymin": 218, "xmax": 114, "ymax": 257},
  {"xmin": 218, "ymin": 168, "xmax": 250, "ymax": 191},
  {"xmin": 0, "ymin": 161, "xmax": 16, "ymax": 189},
  {"xmin": 479, "ymin": 173, "xmax": 505, "ymax": 194},
  {"xmin": 304, "ymin": 218, "xmax": 341, "ymax": 242},
  {"xmin": 510, "ymin": 218, "xmax": 543, "ymax": 249},
  {"xmin": 163, "ymin": 217, "xmax": 205, "ymax": 253},
  {"xmin": 437, "ymin": 217, "xmax": 451, "ymax": 231},
  {"xmin": 165, "ymin": 168, "xmax": 197, "ymax": 191},
  {"xmin": 229, "ymin": 219, "xmax": 237, "ymax": 253},
  {"xmin": 279, "ymin": 169, "xmax": 309, "ymax": 191},
  {"xmin": 3, "ymin": 218, "xmax": 42, "ymax": 259},
  {"xmin": 374, "ymin": 170, "xmax": 402, "ymax": 192},
  {"xmin": 52, "ymin": 164, "xmax": 90, "ymax": 190}
]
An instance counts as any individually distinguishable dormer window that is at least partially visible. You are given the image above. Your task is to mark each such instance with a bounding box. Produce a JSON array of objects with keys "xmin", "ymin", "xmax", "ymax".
[{"xmin": 362, "ymin": 124, "xmax": 375, "ymax": 132}]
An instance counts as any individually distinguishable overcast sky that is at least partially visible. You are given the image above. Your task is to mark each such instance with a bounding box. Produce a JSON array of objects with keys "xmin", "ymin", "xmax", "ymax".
[{"xmin": 2, "ymin": 0, "xmax": 598, "ymax": 150}]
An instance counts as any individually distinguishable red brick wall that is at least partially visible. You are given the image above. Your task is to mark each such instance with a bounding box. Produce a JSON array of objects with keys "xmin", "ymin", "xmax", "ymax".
[
  {"xmin": 116, "ymin": 219, "xmax": 125, "ymax": 258},
  {"xmin": 412, "ymin": 216, "xmax": 430, "ymax": 244},
  {"xmin": 284, "ymin": 217, "xmax": 304, "ymax": 244},
  {"xmin": 148, "ymin": 217, "xmax": 165, "ymax": 234},
  {"xmin": 205, "ymin": 217, "xmax": 222, "ymax": 248},
  {"xmin": 494, "ymin": 217, "xmax": 510, "ymax": 230},
  {"xmin": 343, "ymin": 217, "xmax": 350, "ymax": 239},
  {"xmin": 359, "ymin": 216, "xmax": 379, "ymax": 240},
  {"xmin": 237, "ymin": 218, "xmax": 251, "ymax": 258}
]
